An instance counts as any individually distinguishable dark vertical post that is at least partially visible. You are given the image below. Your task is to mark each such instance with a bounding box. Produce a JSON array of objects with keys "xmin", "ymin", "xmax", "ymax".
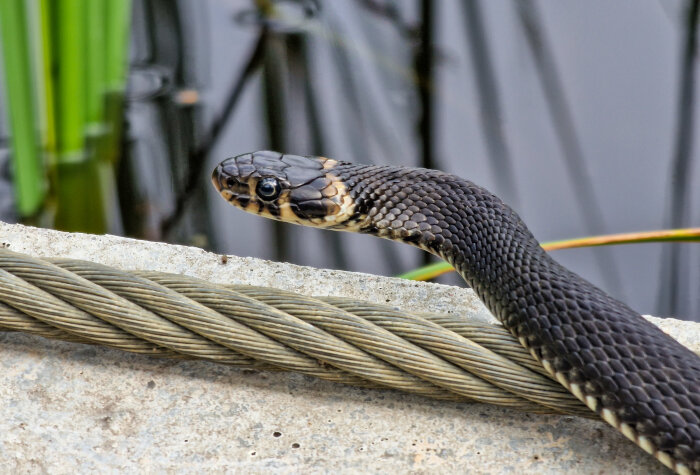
[
  {"xmin": 262, "ymin": 33, "xmax": 290, "ymax": 262},
  {"xmin": 416, "ymin": 0, "xmax": 435, "ymax": 173},
  {"xmin": 659, "ymin": 0, "xmax": 700, "ymax": 316},
  {"xmin": 415, "ymin": 0, "xmax": 435, "ymax": 266},
  {"xmin": 461, "ymin": 0, "xmax": 519, "ymax": 204}
]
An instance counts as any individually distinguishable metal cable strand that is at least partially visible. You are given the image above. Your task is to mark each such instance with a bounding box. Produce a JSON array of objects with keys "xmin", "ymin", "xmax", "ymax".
[
  {"xmin": 52, "ymin": 258, "xmax": 357, "ymax": 382},
  {"xmin": 0, "ymin": 247, "xmax": 602, "ymax": 415},
  {"xmin": 137, "ymin": 271, "xmax": 459, "ymax": 401},
  {"xmin": 233, "ymin": 285, "xmax": 555, "ymax": 413},
  {"xmin": 0, "ymin": 267, "xmax": 176, "ymax": 356},
  {"xmin": 0, "ymin": 299, "xmax": 94, "ymax": 345},
  {"xmin": 321, "ymin": 297, "xmax": 590, "ymax": 417},
  {"xmin": 416, "ymin": 312, "xmax": 552, "ymax": 378},
  {"xmin": 0, "ymin": 252, "xmax": 253, "ymax": 365}
]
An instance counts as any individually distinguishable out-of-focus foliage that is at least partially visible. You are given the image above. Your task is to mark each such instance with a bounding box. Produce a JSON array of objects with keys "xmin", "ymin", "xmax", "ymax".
[{"xmin": 0, "ymin": 0, "xmax": 131, "ymax": 232}]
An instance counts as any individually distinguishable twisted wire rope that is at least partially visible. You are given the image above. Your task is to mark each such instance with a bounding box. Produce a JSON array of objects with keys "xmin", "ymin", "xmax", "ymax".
[{"xmin": 0, "ymin": 248, "xmax": 603, "ymax": 416}]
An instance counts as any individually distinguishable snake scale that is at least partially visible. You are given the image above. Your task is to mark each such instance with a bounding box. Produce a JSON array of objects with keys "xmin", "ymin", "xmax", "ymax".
[{"xmin": 212, "ymin": 151, "xmax": 700, "ymax": 474}]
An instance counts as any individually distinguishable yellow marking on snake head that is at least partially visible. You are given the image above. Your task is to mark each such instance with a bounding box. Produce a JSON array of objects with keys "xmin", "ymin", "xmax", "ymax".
[{"xmin": 321, "ymin": 157, "xmax": 338, "ymax": 169}]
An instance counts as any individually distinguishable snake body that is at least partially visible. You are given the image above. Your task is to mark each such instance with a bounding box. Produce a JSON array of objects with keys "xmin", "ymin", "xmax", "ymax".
[{"xmin": 213, "ymin": 151, "xmax": 700, "ymax": 473}]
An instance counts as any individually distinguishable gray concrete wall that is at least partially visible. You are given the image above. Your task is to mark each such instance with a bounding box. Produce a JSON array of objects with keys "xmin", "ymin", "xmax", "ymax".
[{"xmin": 0, "ymin": 222, "xmax": 697, "ymax": 473}]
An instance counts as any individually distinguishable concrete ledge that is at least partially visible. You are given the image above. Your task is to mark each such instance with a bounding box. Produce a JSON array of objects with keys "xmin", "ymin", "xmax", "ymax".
[{"xmin": 0, "ymin": 222, "xmax": 696, "ymax": 473}]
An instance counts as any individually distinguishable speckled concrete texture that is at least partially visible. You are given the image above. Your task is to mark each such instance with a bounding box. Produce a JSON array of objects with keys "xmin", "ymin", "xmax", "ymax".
[{"xmin": 0, "ymin": 222, "xmax": 696, "ymax": 473}]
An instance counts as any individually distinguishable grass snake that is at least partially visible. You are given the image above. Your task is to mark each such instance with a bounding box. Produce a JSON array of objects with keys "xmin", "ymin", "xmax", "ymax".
[{"xmin": 212, "ymin": 150, "xmax": 700, "ymax": 474}]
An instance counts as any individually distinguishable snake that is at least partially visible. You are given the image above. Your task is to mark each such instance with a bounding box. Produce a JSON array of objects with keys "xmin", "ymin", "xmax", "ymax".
[{"xmin": 212, "ymin": 150, "xmax": 700, "ymax": 474}]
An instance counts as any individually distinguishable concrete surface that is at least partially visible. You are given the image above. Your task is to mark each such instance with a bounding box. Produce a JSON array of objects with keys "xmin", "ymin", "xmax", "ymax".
[{"xmin": 0, "ymin": 222, "xmax": 697, "ymax": 473}]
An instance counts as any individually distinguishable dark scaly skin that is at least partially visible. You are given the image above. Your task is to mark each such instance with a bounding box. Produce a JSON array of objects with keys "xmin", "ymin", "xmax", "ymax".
[{"xmin": 213, "ymin": 151, "xmax": 700, "ymax": 474}]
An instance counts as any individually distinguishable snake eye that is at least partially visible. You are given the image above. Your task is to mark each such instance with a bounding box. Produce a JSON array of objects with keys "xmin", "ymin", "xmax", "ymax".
[
  {"xmin": 225, "ymin": 177, "xmax": 236, "ymax": 188},
  {"xmin": 255, "ymin": 177, "xmax": 282, "ymax": 201}
]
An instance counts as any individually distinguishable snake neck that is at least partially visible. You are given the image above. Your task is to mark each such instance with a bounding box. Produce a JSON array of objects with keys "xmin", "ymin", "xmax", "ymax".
[
  {"xmin": 337, "ymin": 163, "xmax": 552, "ymax": 308},
  {"xmin": 332, "ymin": 162, "xmax": 700, "ymax": 473}
]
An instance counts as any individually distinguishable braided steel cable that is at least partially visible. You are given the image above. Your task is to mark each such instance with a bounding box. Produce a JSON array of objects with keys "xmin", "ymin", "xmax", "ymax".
[{"xmin": 0, "ymin": 247, "xmax": 658, "ymax": 418}]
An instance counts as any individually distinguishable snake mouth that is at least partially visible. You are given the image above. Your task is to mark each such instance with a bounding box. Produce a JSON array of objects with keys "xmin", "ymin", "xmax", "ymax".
[
  {"xmin": 211, "ymin": 165, "xmax": 224, "ymax": 193},
  {"xmin": 212, "ymin": 164, "xmax": 251, "ymax": 204}
]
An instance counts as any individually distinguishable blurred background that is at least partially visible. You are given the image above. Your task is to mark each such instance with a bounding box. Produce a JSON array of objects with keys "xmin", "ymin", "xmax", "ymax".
[{"xmin": 0, "ymin": 0, "xmax": 698, "ymax": 320}]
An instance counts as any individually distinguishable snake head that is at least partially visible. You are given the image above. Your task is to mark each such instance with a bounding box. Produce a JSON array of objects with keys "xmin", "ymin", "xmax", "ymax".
[{"xmin": 212, "ymin": 151, "xmax": 357, "ymax": 228}]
